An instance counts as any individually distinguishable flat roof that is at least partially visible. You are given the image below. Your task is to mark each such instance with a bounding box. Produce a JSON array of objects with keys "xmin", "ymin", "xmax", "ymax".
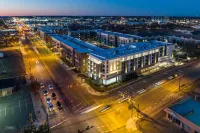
[
  {"xmin": 95, "ymin": 29, "xmax": 143, "ymax": 39},
  {"xmin": 89, "ymin": 41, "xmax": 173, "ymax": 60},
  {"xmin": 39, "ymin": 26, "xmax": 68, "ymax": 30},
  {"xmin": 170, "ymin": 98, "xmax": 200, "ymax": 126},
  {"xmin": 61, "ymin": 35, "xmax": 103, "ymax": 51},
  {"xmin": 0, "ymin": 78, "xmax": 15, "ymax": 89},
  {"xmin": 50, "ymin": 34, "xmax": 100, "ymax": 53}
]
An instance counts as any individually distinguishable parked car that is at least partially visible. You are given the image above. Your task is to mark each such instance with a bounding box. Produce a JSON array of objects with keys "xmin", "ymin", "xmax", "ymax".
[
  {"xmin": 56, "ymin": 101, "xmax": 62, "ymax": 109},
  {"xmin": 43, "ymin": 90, "xmax": 48, "ymax": 96},
  {"xmin": 51, "ymin": 92, "xmax": 56, "ymax": 99},
  {"xmin": 40, "ymin": 83, "xmax": 44, "ymax": 89},
  {"xmin": 36, "ymin": 60, "xmax": 39, "ymax": 64},
  {"xmin": 48, "ymin": 102, "xmax": 54, "ymax": 112},
  {"xmin": 46, "ymin": 97, "xmax": 51, "ymax": 103},
  {"xmin": 48, "ymin": 85, "xmax": 54, "ymax": 90}
]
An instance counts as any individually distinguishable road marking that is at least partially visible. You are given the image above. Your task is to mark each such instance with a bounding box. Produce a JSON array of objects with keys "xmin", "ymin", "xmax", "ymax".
[
  {"xmin": 25, "ymin": 98, "xmax": 28, "ymax": 110},
  {"xmin": 52, "ymin": 68, "xmax": 61, "ymax": 79},
  {"xmin": 12, "ymin": 103, "xmax": 14, "ymax": 114},
  {"xmin": 76, "ymin": 105, "xmax": 86, "ymax": 112},
  {"xmin": 19, "ymin": 100, "xmax": 21, "ymax": 112},
  {"xmin": 50, "ymin": 117, "xmax": 72, "ymax": 129},
  {"xmin": 73, "ymin": 102, "xmax": 82, "ymax": 109},
  {"xmin": 5, "ymin": 104, "xmax": 7, "ymax": 116},
  {"xmin": 137, "ymin": 89, "xmax": 146, "ymax": 94}
]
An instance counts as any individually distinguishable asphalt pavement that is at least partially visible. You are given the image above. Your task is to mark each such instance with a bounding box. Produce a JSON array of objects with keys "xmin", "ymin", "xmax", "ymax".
[{"xmin": 18, "ymin": 25, "xmax": 200, "ymax": 133}]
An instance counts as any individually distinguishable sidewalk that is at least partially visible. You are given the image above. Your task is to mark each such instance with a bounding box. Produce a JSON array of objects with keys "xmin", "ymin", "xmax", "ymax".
[
  {"xmin": 126, "ymin": 117, "xmax": 138, "ymax": 133},
  {"xmin": 30, "ymin": 92, "xmax": 47, "ymax": 128}
]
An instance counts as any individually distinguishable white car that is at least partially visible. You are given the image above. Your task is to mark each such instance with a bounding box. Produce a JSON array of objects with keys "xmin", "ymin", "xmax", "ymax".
[{"xmin": 48, "ymin": 85, "xmax": 54, "ymax": 90}]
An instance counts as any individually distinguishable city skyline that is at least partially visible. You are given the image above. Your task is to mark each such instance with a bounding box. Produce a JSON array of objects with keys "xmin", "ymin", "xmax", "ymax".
[{"xmin": 1, "ymin": 0, "xmax": 200, "ymax": 16}]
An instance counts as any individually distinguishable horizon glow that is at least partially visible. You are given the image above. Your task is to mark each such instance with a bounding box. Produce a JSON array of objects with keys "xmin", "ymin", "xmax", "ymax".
[{"xmin": 0, "ymin": 0, "xmax": 200, "ymax": 16}]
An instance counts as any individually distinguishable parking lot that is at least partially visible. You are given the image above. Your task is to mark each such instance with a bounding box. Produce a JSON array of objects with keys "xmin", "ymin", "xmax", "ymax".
[
  {"xmin": 0, "ymin": 50, "xmax": 25, "ymax": 79},
  {"xmin": 0, "ymin": 88, "xmax": 35, "ymax": 133}
]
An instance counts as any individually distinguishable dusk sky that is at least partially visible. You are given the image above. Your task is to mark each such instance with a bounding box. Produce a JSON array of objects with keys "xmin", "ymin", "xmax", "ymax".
[{"xmin": 0, "ymin": 0, "xmax": 200, "ymax": 16}]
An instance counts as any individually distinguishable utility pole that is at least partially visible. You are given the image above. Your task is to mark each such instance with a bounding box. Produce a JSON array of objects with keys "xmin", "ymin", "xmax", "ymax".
[
  {"xmin": 130, "ymin": 92, "xmax": 133, "ymax": 118},
  {"xmin": 129, "ymin": 89, "xmax": 140, "ymax": 118},
  {"xmin": 179, "ymin": 77, "xmax": 182, "ymax": 91}
]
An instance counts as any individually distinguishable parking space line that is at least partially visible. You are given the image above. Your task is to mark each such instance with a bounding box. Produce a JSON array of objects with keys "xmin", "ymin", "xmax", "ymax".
[
  {"xmin": 25, "ymin": 98, "xmax": 28, "ymax": 110},
  {"xmin": 5, "ymin": 104, "xmax": 7, "ymax": 116},
  {"xmin": 19, "ymin": 100, "xmax": 21, "ymax": 112},
  {"xmin": 12, "ymin": 102, "xmax": 14, "ymax": 114}
]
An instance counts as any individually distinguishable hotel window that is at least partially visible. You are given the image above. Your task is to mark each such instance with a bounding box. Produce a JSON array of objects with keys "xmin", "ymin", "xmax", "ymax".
[
  {"xmin": 137, "ymin": 57, "xmax": 142, "ymax": 68},
  {"xmin": 145, "ymin": 55, "xmax": 149, "ymax": 66},
  {"xmin": 151, "ymin": 54, "xmax": 155, "ymax": 64}
]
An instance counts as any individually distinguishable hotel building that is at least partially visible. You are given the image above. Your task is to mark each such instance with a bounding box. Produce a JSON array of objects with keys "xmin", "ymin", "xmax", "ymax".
[
  {"xmin": 48, "ymin": 34, "xmax": 103, "ymax": 73},
  {"xmin": 88, "ymin": 41, "xmax": 175, "ymax": 85}
]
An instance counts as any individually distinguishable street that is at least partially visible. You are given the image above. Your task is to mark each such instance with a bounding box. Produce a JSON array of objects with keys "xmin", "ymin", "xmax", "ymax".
[{"xmin": 16, "ymin": 20, "xmax": 200, "ymax": 133}]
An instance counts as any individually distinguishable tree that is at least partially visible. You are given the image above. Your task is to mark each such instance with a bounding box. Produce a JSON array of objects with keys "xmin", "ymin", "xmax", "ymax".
[
  {"xmin": 35, "ymin": 125, "xmax": 50, "ymax": 133},
  {"xmin": 30, "ymin": 81, "xmax": 40, "ymax": 94},
  {"xmin": 24, "ymin": 124, "xmax": 50, "ymax": 133}
]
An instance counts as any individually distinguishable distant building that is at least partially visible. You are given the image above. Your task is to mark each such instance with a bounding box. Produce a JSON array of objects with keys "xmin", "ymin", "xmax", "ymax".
[
  {"xmin": 88, "ymin": 41, "xmax": 175, "ymax": 85},
  {"xmin": 37, "ymin": 26, "xmax": 68, "ymax": 43},
  {"xmin": 68, "ymin": 30, "xmax": 96, "ymax": 41},
  {"xmin": 0, "ymin": 77, "xmax": 26, "ymax": 97},
  {"xmin": 95, "ymin": 29, "xmax": 144, "ymax": 47},
  {"xmin": 0, "ymin": 29, "xmax": 19, "ymax": 46},
  {"xmin": 164, "ymin": 97, "xmax": 200, "ymax": 133},
  {"xmin": 68, "ymin": 29, "xmax": 144, "ymax": 47}
]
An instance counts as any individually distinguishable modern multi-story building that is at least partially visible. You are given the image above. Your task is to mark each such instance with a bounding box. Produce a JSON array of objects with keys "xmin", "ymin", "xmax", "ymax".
[
  {"xmin": 95, "ymin": 29, "xmax": 144, "ymax": 47},
  {"xmin": 37, "ymin": 26, "xmax": 68, "ymax": 43},
  {"xmin": 164, "ymin": 97, "xmax": 200, "ymax": 133},
  {"xmin": 88, "ymin": 41, "xmax": 175, "ymax": 85},
  {"xmin": 68, "ymin": 30, "xmax": 96, "ymax": 41},
  {"xmin": 48, "ymin": 34, "xmax": 103, "ymax": 73},
  {"xmin": 37, "ymin": 27, "xmax": 175, "ymax": 83},
  {"xmin": 68, "ymin": 29, "xmax": 144, "ymax": 47}
]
